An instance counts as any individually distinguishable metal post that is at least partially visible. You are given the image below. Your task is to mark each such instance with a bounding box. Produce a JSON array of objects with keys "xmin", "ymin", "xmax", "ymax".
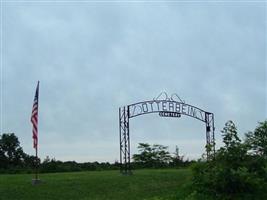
[
  {"xmin": 205, "ymin": 112, "xmax": 211, "ymax": 160},
  {"xmin": 119, "ymin": 106, "xmax": 131, "ymax": 175},
  {"xmin": 35, "ymin": 147, "xmax": 38, "ymax": 180},
  {"xmin": 32, "ymin": 146, "xmax": 41, "ymax": 185},
  {"xmin": 126, "ymin": 106, "xmax": 131, "ymax": 174},
  {"xmin": 119, "ymin": 108, "xmax": 122, "ymax": 172},
  {"xmin": 211, "ymin": 113, "xmax": 216, "ymax": 157},
  {"xmin": 205, "ymin": 112, "xmax": 215, "ymax": 160},
  {"xmin": 123, "ymin": 107, "xmax": 127, "ymax": 173}
]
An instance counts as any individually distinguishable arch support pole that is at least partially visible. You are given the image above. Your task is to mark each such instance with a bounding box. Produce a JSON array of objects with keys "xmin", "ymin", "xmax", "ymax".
[
  {"xmin": 205, "ymin": 112, "xmax": 215, "ymax": 160},
  {"xmin": 119, "ymin": 106, "xmax": 131, "ymax": 174}
]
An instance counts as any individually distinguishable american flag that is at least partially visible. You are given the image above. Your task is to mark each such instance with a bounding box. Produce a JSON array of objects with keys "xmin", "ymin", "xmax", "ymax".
[{"xmin": 31, "ymin": 81, "xmax": 39, "ymax": 149}]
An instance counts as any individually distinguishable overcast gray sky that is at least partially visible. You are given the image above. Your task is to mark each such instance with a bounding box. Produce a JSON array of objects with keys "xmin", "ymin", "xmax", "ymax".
[{"xmin": 1, "ymin": 1, "xmax": 266, "ymax": 162}]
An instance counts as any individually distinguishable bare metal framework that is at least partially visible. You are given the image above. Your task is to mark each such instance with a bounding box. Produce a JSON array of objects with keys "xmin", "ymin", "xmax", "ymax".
[
  {"xmin": 119, "ymin": 93, "xmax": 215, "ymax": 174},
  {"xmin": 119, "ymin": 106, "xmax": 131, "ymax": 174}
]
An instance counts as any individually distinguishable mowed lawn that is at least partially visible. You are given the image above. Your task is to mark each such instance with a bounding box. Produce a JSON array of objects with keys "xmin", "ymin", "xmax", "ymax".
[{"xmin": 0, "ymin": 169, "xmax": 191, "ymax": 200}]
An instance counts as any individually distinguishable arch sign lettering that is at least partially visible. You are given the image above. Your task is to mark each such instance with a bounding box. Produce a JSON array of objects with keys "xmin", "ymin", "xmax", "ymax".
[{"xmin": 119, "ymin": 93, "xmax": 215, "ymax": 174}]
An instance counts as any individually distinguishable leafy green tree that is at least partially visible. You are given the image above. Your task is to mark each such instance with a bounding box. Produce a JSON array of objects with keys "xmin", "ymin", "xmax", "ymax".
[
  {"xmin": 133, "ymin": 143, "xmax": 172, "ymax": 168},
  {"xmin": 132, "ymin": 143, "xmax": 152, "ymax": 167},
  {"xmin": 190, "ymin": 120, "xmax": 267, "ymax": 200},
  {"xmin": 0, "ymin": 133, "xmax": 25, "ymax": 168},
  {"xmin": 217, "ymin": 120, "xmax": 248, "ymax": 168},
  {"xmin": 153, "ymin": 144, "xmax": 172, "ymax": 165},
  {"xmin": 222, "ymin": 120, "xmax": 241, "ymax": 148},
  {"xmin": 245, "ymin": 120, "xmax": 267, "ymax": 157}
]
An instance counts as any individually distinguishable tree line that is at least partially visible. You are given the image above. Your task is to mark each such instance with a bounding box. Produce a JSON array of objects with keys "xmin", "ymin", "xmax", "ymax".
[
  {"xmin": 0, "ymin": 133, "xmax": 190, "ymax": 174},
  {"xmin": 0, "ymin": 133, "xmax": 121, "ymax": 173}
]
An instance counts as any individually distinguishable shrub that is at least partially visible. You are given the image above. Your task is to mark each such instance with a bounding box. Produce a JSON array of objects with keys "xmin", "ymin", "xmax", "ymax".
[{"xmin": 188, "ymin": 121, "xmax": 267, "ymax": 200}]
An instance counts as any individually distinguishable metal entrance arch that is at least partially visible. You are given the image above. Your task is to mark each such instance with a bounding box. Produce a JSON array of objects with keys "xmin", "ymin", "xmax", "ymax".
[{"xmin": 119, "ymin": 93, "xmax": 215, "ymax": 174}]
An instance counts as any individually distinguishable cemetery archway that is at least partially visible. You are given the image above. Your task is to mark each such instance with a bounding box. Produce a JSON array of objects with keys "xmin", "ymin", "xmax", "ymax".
[{"xmin": 119, "ymin": 93, "xmax": 215, "ymax": 174}]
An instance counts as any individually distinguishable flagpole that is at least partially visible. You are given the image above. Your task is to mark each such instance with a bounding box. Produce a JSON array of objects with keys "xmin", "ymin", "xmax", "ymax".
[
  {"xmin": 35, "ymin": 146, "xmax": 38, "ymax": 180},
  {"xmin": 36, "ymin": 81, "xmax": 39, "ymax": 180},
  {"xmin": 36, "ymin": 81, "xmax": 39, "ymax": 181}
]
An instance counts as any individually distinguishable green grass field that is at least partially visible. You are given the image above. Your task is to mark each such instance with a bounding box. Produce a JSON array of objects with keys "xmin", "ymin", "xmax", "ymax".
[{"xmin": 0, "ymin": 169, "xmax": 191, "ymax": 200}]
